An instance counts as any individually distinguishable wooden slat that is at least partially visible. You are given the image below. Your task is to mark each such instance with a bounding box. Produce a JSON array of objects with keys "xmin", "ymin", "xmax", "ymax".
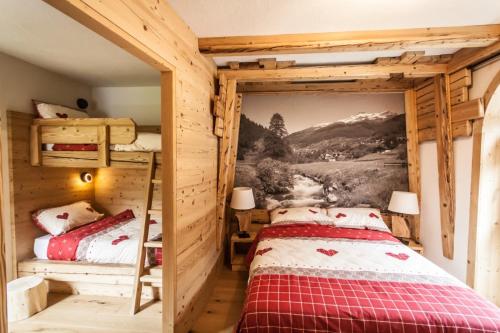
[
  {"xmin": 97, "ymin": 125, "xmax": 109, "ymax": 167},
  {"xmin": 452, "ymin": 99, "xmax": 484, "ymax": 122},
  {"xmin": 399, "ymin": 51, "xmax": 426, "ymax": 64},
  {"xmin": 0, "ymin": 123, "xmax": 6, "ymax": 333},
  {"xmin": 404, "ymin": 90, "xmax": 422, "ymax": 241},
  {"xmin": 418, "ymin": 121, "xmax": 472, "ymax": 142},
  {"xmin": 30, "ymin": 125, "xmax": 42, "ymax": 166},
  {"xmin": 144, "ymin": 241, "xmax": 163, "ymax": 248},
  {"xmin": 449, "ymin": 68, "xmax": 471, "ymax": 84},
  {"xmin": 219, "ymin": 63, "xmax": 448, "ymax": 82},
  {"xmin": 216, "ymin": 78, "xmax": 237, "ymax": 250},
  {"xmin": 448, "ymin": 41, "xmax": 500, "ymax": 74},
  {"xmin": 200, "ymin": 24, "xmax": 500, "ymax": 56},
  {"xmin": 434, "ymin": 74, "xmax": 455, "ymax": 259}
]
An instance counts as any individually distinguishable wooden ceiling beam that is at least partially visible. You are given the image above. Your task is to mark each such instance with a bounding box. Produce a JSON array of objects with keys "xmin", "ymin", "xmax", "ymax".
[
  {"xmin": 219, "ymin": 63, "xmax": 447, "ymax": 82},
  {"xmin": 237, "ymin": 79, "xmax": 414, "ymax": 94},
  {"xmin": 447, "ymin": 41, "xmax": 500, "ymax": 74},
  {"xmin": 200, "ymin": 24, "xmax": 500, "ymax": 56}
]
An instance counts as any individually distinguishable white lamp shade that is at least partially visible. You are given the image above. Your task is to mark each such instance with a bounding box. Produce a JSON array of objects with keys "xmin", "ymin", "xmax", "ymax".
[
  {"xmin": 388, "ymin": 191, "xmax": 420, "ymax": 215},
  {"xmin": 230, "ymin": 187, "xmax": 255, "ymax": 210}
]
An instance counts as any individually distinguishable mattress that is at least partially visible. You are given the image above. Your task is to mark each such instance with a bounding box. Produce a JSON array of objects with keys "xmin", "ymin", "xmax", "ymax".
[
  {"xmin": 237, "ymin": 223, "xmax": 500, "ymax": 333},
  {"xmin": 34, "ymin": 210, "xmax": 162, "ymax": 265},
  {"xmin": 45, "ymin": 132, "xmax": 161, "ymax": 152}
]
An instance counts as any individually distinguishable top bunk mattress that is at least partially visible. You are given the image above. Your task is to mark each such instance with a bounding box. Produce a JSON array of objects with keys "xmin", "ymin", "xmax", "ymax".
[
  {"xmin": 33, "ymin": 209, "xmax": 162, "ymax": 266},
  {"xmin": 45, "ymin": 132, "xmax": 161, "ymax": 152}
]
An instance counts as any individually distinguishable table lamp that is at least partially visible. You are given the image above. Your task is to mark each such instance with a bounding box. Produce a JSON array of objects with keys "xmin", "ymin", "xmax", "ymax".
[
  {"xmin": 230, "ymin": 187, "xmax": 255, "ymax": 238},
  {"xmin": 388, "ymin": 191, "xmax": 419, "ymax": 240}
]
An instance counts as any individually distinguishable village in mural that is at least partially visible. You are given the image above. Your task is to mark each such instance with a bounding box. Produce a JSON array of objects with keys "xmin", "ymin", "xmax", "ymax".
[{"xmin": 235, "ymin": 109, "xmax": 409, "ymax": 210}]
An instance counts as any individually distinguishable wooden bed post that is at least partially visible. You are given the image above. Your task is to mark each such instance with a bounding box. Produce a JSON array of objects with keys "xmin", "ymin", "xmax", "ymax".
[
  {"xmin": 404, "ymin": 90, "xmax": 422, "ymax": 241},
  {"xmin": 0, "ymin": 124, "xmax": 7, "ymax": 333},
  {"xmin": 161, "ymin": 71, "xmax": 176, "ymax": 333},
  {"xmin": 434, "ymin": 74, "xmax": 456, "ymax": 259}
]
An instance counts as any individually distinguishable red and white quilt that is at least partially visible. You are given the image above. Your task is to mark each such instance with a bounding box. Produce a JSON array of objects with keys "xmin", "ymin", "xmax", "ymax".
[
  {"xmin": 237, "ymin": 224, "xmax": 500, "ymax": 333},
  {"xmin": 35, "ymin": 210, "xmax": 162, "ymax": 265}
]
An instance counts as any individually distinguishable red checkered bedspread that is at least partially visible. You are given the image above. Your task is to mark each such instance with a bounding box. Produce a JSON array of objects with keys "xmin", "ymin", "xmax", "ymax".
[{"xmin": 237, "ymin": 224, "xmax": 500, "ymax": 333}]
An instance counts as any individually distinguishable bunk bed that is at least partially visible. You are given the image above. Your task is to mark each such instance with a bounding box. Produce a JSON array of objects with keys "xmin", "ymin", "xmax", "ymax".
[{"xmin": 30, "ymin": 117, "xmax": 162, "ymax": 168}]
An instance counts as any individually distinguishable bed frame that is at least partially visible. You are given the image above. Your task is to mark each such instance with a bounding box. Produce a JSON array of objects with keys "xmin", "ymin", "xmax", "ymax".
[
  {"xmin": 18, "ymin": 259, "xmax": 162, "ymax": 299},
  {"xmin": 30, "ymin": 118, "xmax": 162, "ymax": 168}
]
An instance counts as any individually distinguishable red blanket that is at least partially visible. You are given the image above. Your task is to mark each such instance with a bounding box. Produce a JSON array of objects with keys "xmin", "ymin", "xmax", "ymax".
[{"xmin": 238, "ymin": 224, "xmax": 500, "ymax": 333}]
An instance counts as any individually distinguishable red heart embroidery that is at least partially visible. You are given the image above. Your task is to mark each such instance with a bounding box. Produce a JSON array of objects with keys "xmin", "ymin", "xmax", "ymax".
[
  {"xmin": 112, "ymin": 235, "xmax": 129, "ymax": 245},
  {"xmin": 308, "ymin": 209, "xmax": 318, "ymax": 214},
  {"xmin": 56, "ymin": 112, "xmax": 68, "ymax": 118},
  {"xmin": 369, "ymin": 213, "xmax": 380, "ymax": 219},
  {"xmin": 386, "ymin": 252, "xmax": 409, "ymax": 260},
  {"xmin": 56, "ymin": 212, "xmax": 69, "ymax": 220},
  {"xmin": 86, "ymin": 207, "xmax": 94, "ymax": 213},
  {"xmin": 278, "ymin": 210, "xmax": 288, "ymax": 215},
  {"xmin": 149, "ymin": 219, "xmax": 157, "ymax": 225},
  {"xmin": 317, "ymin": 248, "xmax": 338, "ymax": 256},
  {"xmin": 335, "ymin": 213, "xmax": 347, "ymax": 218},
  {"xmin": 256, "ymin": 247, "xmax": 272, "ymax": 256}
]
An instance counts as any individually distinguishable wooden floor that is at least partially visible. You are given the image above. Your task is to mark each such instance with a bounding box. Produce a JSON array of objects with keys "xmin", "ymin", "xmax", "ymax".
[{"xmin": 8, "ymin": 266, "xmax": 247, "ymax": 333}]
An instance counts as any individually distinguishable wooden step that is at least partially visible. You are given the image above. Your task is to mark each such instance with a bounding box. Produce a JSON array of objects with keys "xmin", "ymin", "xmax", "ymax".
[
  {"xmin": 140, "ymin": 275, "xmax": 162, "ymax": 288},
  {"xmin": 148, "ymin": 209, "xmax": 161, "ymax": 215},
  {"xmin": 144, "ymin": 241, "xmax": 162, "ymax": 248},
  {"xmin": 152, "ymin": 179, "xmax": 162, "ymax": 184}
]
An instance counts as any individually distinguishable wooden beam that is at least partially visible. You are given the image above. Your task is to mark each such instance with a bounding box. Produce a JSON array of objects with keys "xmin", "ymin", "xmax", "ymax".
[
  {"xmin": 161, "ymin": 71, "xmax": 177, "ymax": 333},
  {"xmin": 216, "ymin": 78, "xmax": 237, "ymax": 250},
  {"xmin": 400, "ymin": 51, "xmax": 426, "ymax": 64},
  {"xmin": 200, "ymin": 24, "xmax": 500, "ymax": 56},
  {"xmin": 404, "ymin": 90, "xmax": 422, "ymax": 241},
  {"xmin": 448, "ymin": 41, "xmax": 500, "ymax": 74},
  {"xmin": 418, "ymin": 121, "xmax": 472, "ymax": 143},
  {"xmin": 226, "ymin": 94, "xmax": 243, "ymax": 195},
  {"xmin": 434, "ymin": 74, "xmax": 456, "ymax": 259},
  {"xmin": 237, "ymin": 79, "xmax": 414, "ymax": 94},
  {"xmin": 0, "ymin": 122, "xmax": 6, "ymax": 333},
  {"xmin": 220, "ymin": 63, "xmax": 447, "ymax": 82}
]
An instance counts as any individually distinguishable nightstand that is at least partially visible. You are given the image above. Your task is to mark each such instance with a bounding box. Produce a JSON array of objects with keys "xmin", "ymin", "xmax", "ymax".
[
  {"xmin": 408, "ymin": 240, "xmax": 424, "ymax": 255},
  {"xmin": 230, "ymin": 232, "xmax": 256, "ymax": 271}
]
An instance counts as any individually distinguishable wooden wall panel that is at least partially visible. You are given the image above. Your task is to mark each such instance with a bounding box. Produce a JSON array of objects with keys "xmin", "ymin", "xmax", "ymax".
[{"xmin": 7, "ymin": 111, "xmax": 94, "ymax": 266}]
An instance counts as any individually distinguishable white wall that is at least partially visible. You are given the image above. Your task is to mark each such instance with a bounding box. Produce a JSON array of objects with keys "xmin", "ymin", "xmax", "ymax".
[
  {"xmin": 92, "ymin": 86, "xmax": 160, "ymax": 125},
  {"xmin": 0, "ymin": 52, "xmax": 91, "ymax": 280},
  {"xmin": 419, "ymin": 59, "xmax": 500, "ymax": 282}
]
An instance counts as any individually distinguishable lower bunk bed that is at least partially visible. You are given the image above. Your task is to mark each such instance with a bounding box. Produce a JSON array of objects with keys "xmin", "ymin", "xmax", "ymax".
[{"xmin": 18, "ymin": 208, "xmax": 163, "ymax": 299}]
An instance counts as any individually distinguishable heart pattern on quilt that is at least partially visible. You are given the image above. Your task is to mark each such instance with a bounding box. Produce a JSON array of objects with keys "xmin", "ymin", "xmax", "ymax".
[
  {"xmin": 369, "ymin": 212, "xmax": 380, "ymax": 219},
  {"xmin": 278, "ymin": 210, "xmax": 288, "ymax": 215},
  {"xmin": 149, "ymin": 219, "xmax": 158, "ymax": 225},
  {"xmin": 335, "ymin": 213, "xmax": 347, "ymax": 219},
  {"xmin": 56, "ymin": 112, "xmax": 68, "ymax": 118},
  {"xmin": 56, "ymin": 212, "xmax": 69, "ymax": 220},
  {"xmin": 316, "ymin": 248, "xmax": 338, "ymax": 257},
  {"xmin": 308, "ymin": 209, "xmax": 318, "ymax": 214},
  {"xmin": 256, "ymin": 247, "xmax": 272, "ymax": 256},
  {"xmin": 385, "ymin": 252, "xmax": 409, "ymax": 260},
  {"xmin": 111, "ymin": 235, "xmax": 129, "ymax": 245}
]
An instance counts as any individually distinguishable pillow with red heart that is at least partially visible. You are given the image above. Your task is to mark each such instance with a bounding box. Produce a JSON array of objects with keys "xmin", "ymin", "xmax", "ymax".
[
  {"xmin": 270, "ymin": 207, "xmax": 332, "ymax": 225},
  {"xmin": 326, "ymin": 207, "xmax": 390, "ymax": 233},
  {"xmin": 34, "ymin": 101, "xmax": 89, "ymax": 119},
  {"xmin": 32, "ymin": 201, "xmax": 103, "ymax": 236}
]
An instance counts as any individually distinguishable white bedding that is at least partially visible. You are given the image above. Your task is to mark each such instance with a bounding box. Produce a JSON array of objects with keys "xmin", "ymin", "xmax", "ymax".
[{"xmin": 34, "ymin": 218, "xmax": 162, "ymax": 265}]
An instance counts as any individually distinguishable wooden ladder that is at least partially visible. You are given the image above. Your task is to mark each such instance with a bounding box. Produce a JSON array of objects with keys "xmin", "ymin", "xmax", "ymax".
[{"xmin": 131, "ymin": 152, "xmax": 162, "ymax": 314}]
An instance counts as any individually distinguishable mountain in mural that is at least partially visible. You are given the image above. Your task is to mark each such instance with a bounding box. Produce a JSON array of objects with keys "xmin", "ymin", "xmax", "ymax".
[{"xmin": 286, "ymin": 111, "xmax": 405, "ymax": 148}]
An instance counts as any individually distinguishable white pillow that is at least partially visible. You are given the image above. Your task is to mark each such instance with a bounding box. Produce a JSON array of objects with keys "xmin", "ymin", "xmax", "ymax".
[
  {"xmin": 36, "ymin": 102, "xmax": 89, "ymax": 119},
  {"xmin": 326, "ymin": 207, "xmax": 390, "ymax": 232},
  {"xmin": 32, "ymin": 201, "xmax": 104, "ymax": 236},
  {"xmin": 111, "ymin": 132, "xmax": 161, "ymax": 152},
  {"xmin": 270, "ymin": 207, "xmax": 333, "ymax": 225}
]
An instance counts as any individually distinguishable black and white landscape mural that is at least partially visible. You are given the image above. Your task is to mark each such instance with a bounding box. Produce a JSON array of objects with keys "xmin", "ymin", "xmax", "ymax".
[{"xmin": 235, "ymin": 94, "xmax": 409, "ymax": 210}]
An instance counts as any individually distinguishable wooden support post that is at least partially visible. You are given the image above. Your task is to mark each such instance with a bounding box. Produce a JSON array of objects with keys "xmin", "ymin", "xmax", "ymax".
[
  {"xmin": 404, "ymin": 90, "xmax": 422, "ymax": 240},
  {"xmin": 434, "ymin": 74, "xmax": 456, "ymax": 259},
  {"xmin": 0, "ymin": 125, "xmax": 6, "ymax": 333},
  {"xmin": 226, "ymin": 94, "xmax": 243, "ymax": 196},
  {"xmin": 30, "ymin": 125, "xmax": 42, "ymax": 166},
  {"xmin": 216, "ymin": 79, "xmax": 237, "ymax": 250},
  {"xmin": 161, "ymin": 71, "xmax": 176, "ymax": 333},
  {"xmin": 97, "ymin": 125, "xmax": 109, "ymax": 167}
]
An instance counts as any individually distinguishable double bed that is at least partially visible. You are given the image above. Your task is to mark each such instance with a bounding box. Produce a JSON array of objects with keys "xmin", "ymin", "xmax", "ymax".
[{"xmin": 237, "ymin": 210, "xmax": 500, "ymax": 332}]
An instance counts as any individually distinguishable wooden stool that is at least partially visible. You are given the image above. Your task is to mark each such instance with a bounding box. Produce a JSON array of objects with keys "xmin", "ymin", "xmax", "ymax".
[{"xmin": 7, "ymin": 276, "xmax": 48, "ymax": 322}]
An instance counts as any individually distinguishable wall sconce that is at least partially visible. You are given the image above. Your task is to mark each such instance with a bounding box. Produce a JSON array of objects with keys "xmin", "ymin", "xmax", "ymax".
[{"xmin": 80, "ymin": 172, "xmax": 93, "ymax": 183}]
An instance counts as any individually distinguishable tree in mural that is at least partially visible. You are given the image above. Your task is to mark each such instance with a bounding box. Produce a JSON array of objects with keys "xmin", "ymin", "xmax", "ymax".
[{"xmin": 269, "ymin": 113, "xmax": 288, "ymax": 138}]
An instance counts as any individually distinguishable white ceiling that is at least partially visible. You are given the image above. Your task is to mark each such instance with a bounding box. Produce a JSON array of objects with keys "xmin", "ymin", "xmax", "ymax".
[
  {"xmin": 0, "ymin": 0, "xmax": 159, "ymax": 87},
  {"xmin": 169, "ymin": 0, "xmax": 500, "ymax": 66}
]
